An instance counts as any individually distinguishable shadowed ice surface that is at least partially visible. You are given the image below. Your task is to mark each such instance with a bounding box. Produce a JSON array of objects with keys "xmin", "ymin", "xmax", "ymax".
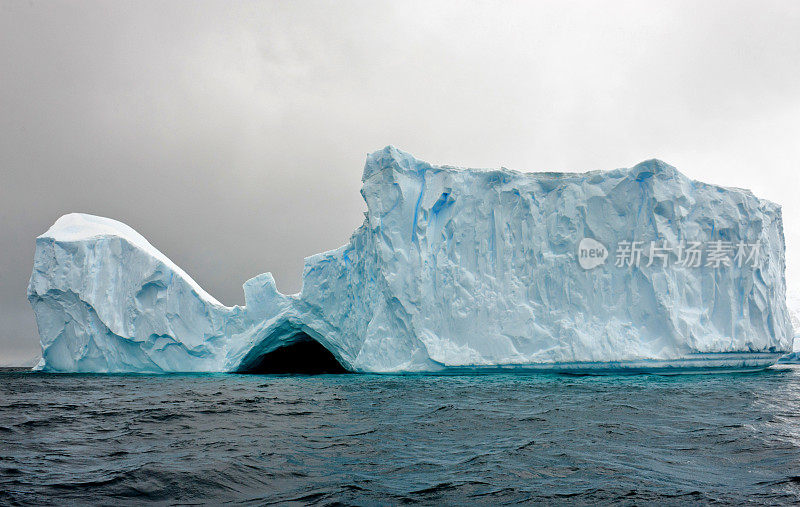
[{"xmin": 2, "ymin": 366, "xmax": 800, "ymax": 504}]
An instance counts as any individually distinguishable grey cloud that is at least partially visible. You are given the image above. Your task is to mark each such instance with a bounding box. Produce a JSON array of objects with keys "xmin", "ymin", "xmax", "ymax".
[{"xmin": 2, "ymin": 0, "xmax": 798, "ymax": 364}]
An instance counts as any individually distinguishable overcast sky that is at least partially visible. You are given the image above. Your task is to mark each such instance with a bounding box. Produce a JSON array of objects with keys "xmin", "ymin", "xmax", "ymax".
[{"xmin": 1, "ymin": 0, "xmax": 799, "ymax": 365}]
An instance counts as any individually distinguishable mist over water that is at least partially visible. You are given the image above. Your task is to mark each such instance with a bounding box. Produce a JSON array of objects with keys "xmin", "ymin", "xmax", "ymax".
[{"xmin": 2, "ymin": 367, "xmax": 800, "ymax": 504}]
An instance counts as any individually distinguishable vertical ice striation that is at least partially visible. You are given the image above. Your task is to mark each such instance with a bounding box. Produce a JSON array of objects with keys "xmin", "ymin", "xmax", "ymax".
[{"xmin": 28, "ymin": 147, "xmax": 794, "ymax": 373}]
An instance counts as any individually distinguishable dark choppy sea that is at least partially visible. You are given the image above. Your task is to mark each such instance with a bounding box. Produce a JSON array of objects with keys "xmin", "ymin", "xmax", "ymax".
[{"xmin": 2, "ymin": 366, "xmax": 800, "ymax": 505}]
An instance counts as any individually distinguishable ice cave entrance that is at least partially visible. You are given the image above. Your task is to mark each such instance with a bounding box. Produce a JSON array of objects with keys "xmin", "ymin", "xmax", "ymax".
[{"xmin": 237, "ymin": 332, "xmax": 348, "ymax": 374}]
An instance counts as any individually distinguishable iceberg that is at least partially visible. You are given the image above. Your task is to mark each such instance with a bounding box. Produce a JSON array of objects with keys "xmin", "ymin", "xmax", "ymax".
[{"xmin": 28, "ymin": 147, "xmax": 793, "ymax": 373}]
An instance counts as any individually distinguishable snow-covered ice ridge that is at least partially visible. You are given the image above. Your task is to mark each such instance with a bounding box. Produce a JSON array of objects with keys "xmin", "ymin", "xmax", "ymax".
[{"xmin": 28, "ymin": 147, "xmax": 794, "ymax": 373}]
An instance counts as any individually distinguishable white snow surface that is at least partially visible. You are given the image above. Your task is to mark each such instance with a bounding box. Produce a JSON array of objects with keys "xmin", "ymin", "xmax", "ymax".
[{"xmin": 28, "ymin": 147, "xmax": 794, "ymax": 373}]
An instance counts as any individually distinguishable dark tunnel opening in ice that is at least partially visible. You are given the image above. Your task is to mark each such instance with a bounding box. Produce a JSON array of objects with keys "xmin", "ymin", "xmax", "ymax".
[{"xmin": 237, "ymin": 332, "xmax": 348, "ymax": 374}]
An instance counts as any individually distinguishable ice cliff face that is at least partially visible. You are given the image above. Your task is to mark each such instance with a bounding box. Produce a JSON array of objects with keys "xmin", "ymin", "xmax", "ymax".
[
  {"xmin": 27, "ymin": 214, "xmax": 231, "ymax": 372},
  {"xmin": 28, "ymin": 147, "xmax": 794, "ymax": 373}
]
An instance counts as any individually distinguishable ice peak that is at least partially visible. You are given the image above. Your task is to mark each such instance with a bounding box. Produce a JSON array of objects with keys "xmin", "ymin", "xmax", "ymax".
[
  {"xmin": 41, "ymin": 213, "xmax": 156, "ymax": 253},
  {"xmin": 39, "ymin": 212, "xmax": 224, "ymax": 309},
  {"xmin": 362, "ymin": 146, "xmax": 431, "ymax": 181},
  {"xmin": 629, "ymin": 159, "xmax": 680, "ymax": 182}
]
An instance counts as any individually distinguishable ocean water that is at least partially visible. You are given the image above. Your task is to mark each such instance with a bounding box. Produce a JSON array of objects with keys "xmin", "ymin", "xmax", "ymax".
[{"xmin": 2, "ymin": 367, "xmax": 800, "ymax": 505}]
